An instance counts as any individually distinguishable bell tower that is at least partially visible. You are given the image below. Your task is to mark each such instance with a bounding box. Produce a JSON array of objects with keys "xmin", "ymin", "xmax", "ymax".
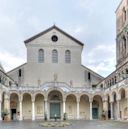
[{"xmin": 116, "ymin": 0, "xmax": 128, "ymax": 68}]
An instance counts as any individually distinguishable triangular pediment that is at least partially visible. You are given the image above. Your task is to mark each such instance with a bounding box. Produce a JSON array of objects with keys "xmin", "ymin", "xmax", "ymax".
[{"xmin": 24, "ymin": 25, "xmax": 84, "ymax": 46}]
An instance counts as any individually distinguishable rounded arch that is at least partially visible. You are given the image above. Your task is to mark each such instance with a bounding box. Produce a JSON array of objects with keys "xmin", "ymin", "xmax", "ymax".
[
  {"xmin": 65, "ymin": 93, "xmax": 77, "ymax": 101},
  {"xmin": 92, "ymin": 95, "xmax": 103, "ymax": 119},
  {"xmin": 10, "ymin": 93, "xmax": 19, "ymax": 120},
  {"xmin": 46, "ymin": 88, "xmax": 64, "ymax": 100},
  {"xmin": 111, "ymin": 91, "xmax": 117, "ymax": 102},
  {"xmin": 65, "ymin": 93, "xmax": 77, "ymax": 119},
  {"xmin": 79, "ymin": 93, "xmax": 90, "ymax": 100},
  {"xmin": 35, "ymin": 93, "xmax": 45, "ymax": 119},
  {"xmin": 79, "ymin": 94, "xmax": 90, "ymax": 119},
  {"xmin": 34, "ymin": 92, "xmax": 45, "ymax": 99},
  {"xmin": 10, "ymin": 92, "xmax": 19, "ymax": 98},
  {"xmin": 22, "ymin": 92, "xmax": 32, "ymax": 120},
  {"xmin": 48, "ymin": 90, "xmax": 63, "ymax": 102},
  {"xmin": 22, "ymin": 92, "xmax": 32, "ymax": 99},
  {"xmin": 92, "ymin": 94, "xmax": 103, "ymax": 101},
  {"xmin": 118, "ymin": 88, "xmax": 126, "ymax": 100}
]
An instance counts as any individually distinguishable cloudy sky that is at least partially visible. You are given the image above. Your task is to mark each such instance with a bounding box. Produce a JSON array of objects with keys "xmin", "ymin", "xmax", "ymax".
[{"xmin": 0, "ymin": 0, "xmax": 120, "ymax": 77}]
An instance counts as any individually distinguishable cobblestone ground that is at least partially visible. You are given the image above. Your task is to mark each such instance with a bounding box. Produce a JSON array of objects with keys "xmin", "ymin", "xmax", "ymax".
[{"xmin": 0, "ymin": 120, "xmax": 128, "ymax": 129}]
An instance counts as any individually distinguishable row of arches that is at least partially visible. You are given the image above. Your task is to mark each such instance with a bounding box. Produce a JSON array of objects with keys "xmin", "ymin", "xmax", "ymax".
[
  {"xmin": 38, "ymin": 49, "xmax": 71, "ymax": 63},
  {"xmin": 1, "ymin": 87, "xmax": 127, "ymax": 121},
  {"xmin": 106, "ymin": 88, "xmax": 128, "ymax": 120},
  {"xmin": 7, "ymin": 91, "xmax": 103, "ymax": 120}
]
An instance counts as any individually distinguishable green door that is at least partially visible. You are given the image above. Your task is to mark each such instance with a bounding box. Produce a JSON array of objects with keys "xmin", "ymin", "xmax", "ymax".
[
  {"xmin": 50, "ymin": 103, "xmax": 61, "ymax": 119},
  {"xmin": 92, "ymin": 108, "xmax": 98, "ymax": 119}
]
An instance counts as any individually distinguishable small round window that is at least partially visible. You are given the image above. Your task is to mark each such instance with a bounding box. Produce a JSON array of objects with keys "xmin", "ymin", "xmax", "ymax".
[{"xmin": 51, "ymin": 35, "xmax": 58, "ymax": 42}]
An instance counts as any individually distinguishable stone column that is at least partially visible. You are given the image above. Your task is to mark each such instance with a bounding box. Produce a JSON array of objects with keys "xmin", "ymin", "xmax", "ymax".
[
  {"xmin": 44, "ymin": 99, "xmax": 48, "ymax": 119},
  {"xmin": 19, "ymin": 101, "xmax": 23, "ymax": 121},
  {"xmin": 77, "ymin": 99, "xmax": 80, "ymax": 119},
  {"xmin": 19, "ymin": 95, "xmax": 23, "ymax": 121},
  {"xmin": 32, "ymin": 99, "xmax": 35, "ymax": 121},
  {"xmin": 63, "ymin": 100, "xmax": 66, "ymax": 114},
  {"xmin": 117, "ymin": 99, "xmax": 121, "ymax": 120},
  {"xmin": 0, "ymin": 100, "xmax": 2, "ymax": 121},
  {"xmin": 44, "ymin": 99, "xmax": 48, "ymax": 114},
  {"xmin": 110, "ymin": 102, "xmax": 114, "ymax": 120},
  {"xmin": 103, "ymin": 100, "xmax": 108, "ymax": 120},
  {"xmin": 89, "ymin": 99, "xmax": 93, "ymax": 120},
  {"xmin": 4, "ymin": 93, "xmax": 10, "ymax": 120}
]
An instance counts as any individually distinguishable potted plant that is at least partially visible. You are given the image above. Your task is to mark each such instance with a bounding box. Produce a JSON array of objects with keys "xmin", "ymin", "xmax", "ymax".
[
  {"xmin": 101, "ymin": 110, "xmax": 106, "ymax": 120},
  {"xmin": 63, "ymin": 113, "xmax": 67, "ymax": 121},
  {"xmin": 2, "ymin": 109, "xmax": 10, "ymax": 122}
]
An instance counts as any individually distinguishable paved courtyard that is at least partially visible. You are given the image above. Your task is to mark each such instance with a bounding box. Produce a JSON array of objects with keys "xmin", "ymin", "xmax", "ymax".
[{"xmin": 0, "ymin": 120, "xmax": 128, "ymax": 129}]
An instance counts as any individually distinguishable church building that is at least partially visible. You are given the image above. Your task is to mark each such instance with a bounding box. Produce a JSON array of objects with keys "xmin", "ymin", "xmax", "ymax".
[{"xmin": 0, "ymin": 0, "xmax": 128, "ymax": 121}]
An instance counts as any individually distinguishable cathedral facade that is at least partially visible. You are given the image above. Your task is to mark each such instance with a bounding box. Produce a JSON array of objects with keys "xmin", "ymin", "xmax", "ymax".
[{"xmin": 0, "ymin": 0, "xmax": 128, "ymax": 121}]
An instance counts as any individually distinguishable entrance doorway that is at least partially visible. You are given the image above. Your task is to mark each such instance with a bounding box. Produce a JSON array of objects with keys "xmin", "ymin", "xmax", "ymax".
[
  {"xmin": 48, "ymin": 90, "xmax": 63, "ymax": 119},
  {"xmin": 92, "ymin": 108, "xmax": 98, "ymax": 119},
  {"xmin": 11, "ymin": 109, "xmax": 16, "ymax": 120},
  {"xmin": 50, "ymin": 103, "xmax": 61, "ymax": 119}
]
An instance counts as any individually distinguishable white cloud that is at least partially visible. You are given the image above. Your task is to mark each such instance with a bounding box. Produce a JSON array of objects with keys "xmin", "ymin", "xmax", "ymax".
[
  {"xmin": 82, "ymin": 43, "xmax": 116, "ymax": 77},
  {"xmin": 0, "ymin": 50, "xmax": 25, "ymax": 72}
]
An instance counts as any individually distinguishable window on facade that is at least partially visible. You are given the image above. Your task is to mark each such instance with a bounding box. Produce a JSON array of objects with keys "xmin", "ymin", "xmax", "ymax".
[
  {"xmin": 19, "ymin": 69, "xmax": 22, "ymax": 77},
  {"xmin": 123, "ymin": 36, "xmax": 126, "ymax": 50},
  {"xmin": 123, "ymin": 8, "xmax": 127, "ymax": 21},
  {"xmin": 112, "ymin": 78, "xmax": 114, "ymax": 85},
  {"xmin": 114, "ymin": 76, "xmax": 117, "ymax": 84},
  {"xmin": 52, "ymin": 49, "xmax": 58, "ymax": 63},
  {"xmin": 88, "ymin": 72, "xmax": 91, "ymax": 81},
  {"xmin": 38, "ymin": 49, "xmax": 44, "ymax": 63},
  {"xmin": 65, "ymin": 50, "xmax": 71, "ymax": 63},
  {"xmin": 9, "ymin": 81, "xmax": 12, "ymax": 86}
]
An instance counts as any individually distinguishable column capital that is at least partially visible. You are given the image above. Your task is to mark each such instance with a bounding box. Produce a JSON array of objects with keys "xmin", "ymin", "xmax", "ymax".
[
  {"xmin": 19, "ymin": 96, "xmax": 23, "ymax": 102},
  {"xmin": 31, "ymin": 95, "xmax": 35, "ymax": 102},
  {"xmin": 89, "ymin": 98, "xmax": 93, "ymax": 103},
  {"xmin": 77, "ymin": 98, "xmax": 80, "ymax": 103},
  {"xmin": 32, "ymin": 99, "xmax": 35, "ymax": 103},
  {"xmin": 44, "ymin": 98, "xmax": 48, "ymax": 102}
]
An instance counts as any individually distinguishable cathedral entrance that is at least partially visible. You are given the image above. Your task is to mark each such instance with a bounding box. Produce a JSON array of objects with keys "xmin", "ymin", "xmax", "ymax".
[
  {"xmin": 48, "ymin": 90, "xmax": 63, "ymax": 119},
  {"xmin": 50, "ymin": 103, "xmax": 60, "ymax": 119}
]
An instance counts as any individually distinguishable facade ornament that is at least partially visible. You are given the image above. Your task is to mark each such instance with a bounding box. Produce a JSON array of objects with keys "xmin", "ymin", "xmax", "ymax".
[{"xmin": 54, "ymin": 73, "xmax": 58, "ymax": 82}]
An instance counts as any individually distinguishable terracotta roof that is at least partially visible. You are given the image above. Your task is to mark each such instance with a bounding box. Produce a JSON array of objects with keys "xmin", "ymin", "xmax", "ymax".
[{"xmin": 24, "ymin": 25, "xmax": 84, "ymax": 46}]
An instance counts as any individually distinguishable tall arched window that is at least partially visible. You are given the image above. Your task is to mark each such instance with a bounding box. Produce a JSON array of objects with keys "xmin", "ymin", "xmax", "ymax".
[
  {"xmin": 38, "ymin": 49, "xmax": 44, "ymax": 63},
  {"xmin": 123, "ymin": 36, "xmax": 126, "ymax": 56},
  {"xmin": 52, "ymin": 49, "xmax": 58, "ymax": 63},
  {"xmin": 65, "ymin": 50, "xmax": 71, "ymax": 63}
]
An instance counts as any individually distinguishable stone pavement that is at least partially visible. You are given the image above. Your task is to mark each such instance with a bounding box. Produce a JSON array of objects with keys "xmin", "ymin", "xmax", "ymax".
[{"xmin": 0, "ymin": 120, "xmax": 128, "ymax": 129}]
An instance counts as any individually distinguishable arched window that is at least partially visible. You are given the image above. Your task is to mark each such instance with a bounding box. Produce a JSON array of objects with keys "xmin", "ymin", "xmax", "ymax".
[
  {"xmin": 123, "ymin": 7, "xmax": 127, "ymax": 22},
  {"xmin": 123, "ymin": 36, "xmax": 126, "ymax": 53},
  {"xmin": 65, "ymin": 50, "xmax": 71, "ymax": 63},
  {"xmin": 38, "ymin": 49, "xmax": 44, "ymax": 63},
  {"xmin": 52, "ymin": 49, "xmax": 58, "ymax": 63}
]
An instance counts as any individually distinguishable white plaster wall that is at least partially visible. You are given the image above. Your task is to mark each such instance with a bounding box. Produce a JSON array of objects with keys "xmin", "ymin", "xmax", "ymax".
[
  {"xmin": 65, "ymin": 96, "xmax": 77, "ymax": 119},
  {"xmin": 22, "ymin": 94, "xmax": 32, "ymax": 120},
  {"xmin": 35, "ymin": 95, "xmax": 44, "ymax": 119},
  {"xmin": 79, "ymin": 96, "xmax": 90, "ymax": 119}
]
